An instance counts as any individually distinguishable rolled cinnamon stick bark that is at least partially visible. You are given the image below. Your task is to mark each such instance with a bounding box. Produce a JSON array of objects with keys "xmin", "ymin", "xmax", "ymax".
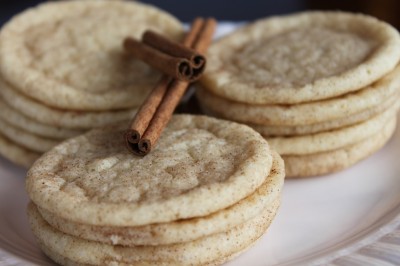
[
  {"xmin": 125, "ymin": 76, "xmax": 173, "ymax": 145},
  {"xmin": 125, "ymin": 18, "xmax": 206, "ymax": 155},
  {"xmin": 123, "ymin": 37, "xmax": 193, "ymax": 81},
  {"xmin": 137, "ymin": 18, "xmax": 217, "ymax": 155},
  {"xmin": 193, "ymin": 18, "xmax": 217, "ymax": 53},
  {"xmin": 143, "ymin": 30, "xmax": 206, "ymax": 70},
  {"xmin": 125, "ymin": 18, "xmax": 217, "ymax": 156},
  {"xmin": 137, "ymin": 80, "xmax": 190, "ymax": 155}
]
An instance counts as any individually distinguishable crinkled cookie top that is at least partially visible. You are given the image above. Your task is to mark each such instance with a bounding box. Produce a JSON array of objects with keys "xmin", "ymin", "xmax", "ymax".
[
  {"xmin": 26, "ymin": 115, "xmax": 273, "ymax": 226},
  {"xmin": 201, "ymin": 11, "xmax": 400, "ymax": 104},
  {"xmin": 0, "ymin": 0, "xmax": 183, "ymax": 110}
]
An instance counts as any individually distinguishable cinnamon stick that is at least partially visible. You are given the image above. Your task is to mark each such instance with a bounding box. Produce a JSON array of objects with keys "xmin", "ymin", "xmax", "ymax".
[
  {"xmin": 123, "ymin": 37, "xmax": 193, "ymax": 81},
  {"xmin": 136, "ymin": 80, "xmax": 188, "ymax": 155},
  {"xmin": 143, "ymin": 30, "xmax": 206, "ymax": 70},
  {"xmin": 125, "ymin": 18, "xmax": 217, "ymax": 156},
  {"xmin": 125, "ymin": 18, "xmax": 204, "ymax": 148},
  {"xmin": 192, "ymin": 18, "xmax": 217, "ymax": 53},
  {"xmin": 138, "ymin": 18, "xmax": 217, "ymax": 155},
  {"xmin": 125, "ymin": 76, "xmax": 172, "ymax": 144}
]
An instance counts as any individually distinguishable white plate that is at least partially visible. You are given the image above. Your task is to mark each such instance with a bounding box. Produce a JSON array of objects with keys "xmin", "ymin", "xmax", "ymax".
[{"xmin": 1, "ymin": 24, "xmax": 400, "ymax": 266}]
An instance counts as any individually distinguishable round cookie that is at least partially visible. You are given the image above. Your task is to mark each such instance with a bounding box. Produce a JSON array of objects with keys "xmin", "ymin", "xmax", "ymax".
[
  {"xmin": 28, "ymin": 201, "xmax": 278, "ymax": 266},
  {"xmin": 200, "ymin": 11, "xmax": 400, "ymax": 104},
  {"xmin": 0, "ymin": 117, "xmax": 59, "ymax": 152},
  {"xmin": 26, "ymin": 115, "xmax": 273, "ymax": 226},
  {"xmin": 196, "ymin": 64, "xmax": 400, "ymax": 126},
  {"xmin": 266, "ymin": 103, "xmax": 398, "ymax": 155},
  {"xmin": 0, "ymin": 132, "xmax": 40, "ymax": 168},
  {"xmin": 0, "ymin": 77, "xmax": 136, "ymax": 129},
  {"xmin": 284, "ymin": 117, "xmax": 397, "ymax": 177},
  {"xmin": 0, "ymin": 0, "xmax": 183, "ymax": 110},
  {"xmin": 38, "ymin": 151, "xmax": 284, "ymax": 246},
  {"xmin": 0, "ymin": 97, "xmax": 84, "ymax": 139}
]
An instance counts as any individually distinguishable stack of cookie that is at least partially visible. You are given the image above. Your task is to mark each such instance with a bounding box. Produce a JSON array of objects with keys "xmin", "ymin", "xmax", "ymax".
[
  {"xmin": 197, "ymin": 11, "xmax": 400, "ymax": 177},
  {"xmin": 26, "ymin": 115, "xmax": 285, "ymax": 265},
  {"xmin": 0, "ymin": 0, "xmax": 183, "ymax": 167}
]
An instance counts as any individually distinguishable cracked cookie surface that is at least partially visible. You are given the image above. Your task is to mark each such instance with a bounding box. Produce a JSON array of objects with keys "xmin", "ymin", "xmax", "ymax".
[
  {"xmin": 201, "ymin": 11, "xmax": 400, "ymax": 104},
  {"xmin": 0, "ymin": 0, "xmax": 183, "ymax": 110},
  {"xmin": 26, "ymin": 115, "xmax": 273, "ymax": 226}
]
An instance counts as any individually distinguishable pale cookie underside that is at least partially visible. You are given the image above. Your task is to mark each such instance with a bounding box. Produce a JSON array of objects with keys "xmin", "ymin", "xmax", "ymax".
[
  {"xmin": 266, "ymin": 103, "xmax": 398, "ymax": 155},
  {"xmin": 38, "ymin": 151, "xmax": 284, "ymax": 246},
  {"xmin": 197, "ymin": 64, "xmax": 400, "ymax": 126},
  {"xmin": 0, "ymin": 77, "xmax": 136, "ymax": 129},
  {"xmin": 201, "ymin": 11, "xmax": 400, "ymax": 104},
  {"xmin": 28, "ymin": 200, "xmax": 278, "ymax": 266},
  {"xmin": 284, "ymin": 117, "xmax": 397, "ymax": 177},
  {"xmin": 0, "ymin": 132, "xmax": 40, "ymax": 168},
  {"xmin": 0, "ymin": 117, "xmax": 59, "ymax": 153},
  {"xmin": 26, "ymin": 115, "xmax": 272, "ymax": 226},
  {"xmin": 0, "ymin": 97, "xmax": 84, "ymax": 139},
  {"xmin": 0, "ymin": 0, "xmax": 183, "ymax": 110}
]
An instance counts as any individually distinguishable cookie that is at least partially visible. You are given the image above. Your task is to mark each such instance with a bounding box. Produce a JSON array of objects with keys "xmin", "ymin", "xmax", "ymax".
[
  {"xmin": 25, "ymin": 115, "xmax": 284, "ymax": 265},
  {"xmin": 248, "ymin": 94, "xmax": 397, "ymax": 136},
  {"xmin": 200, "ymin": 11, "xmax": 400, "ymax": 104},
  {"xmin": 266, "ymin": 103, "xmax": 398, "ymax": 155},
  {"xmin": 0, "ymin": 77, "xmax": 136, "ymax": 129},
  {"xmin": 37, "ymin": 151, "xmax": 284, "ymax": 246},
  {"xmin": 0, "ymin": 117, "xmax": 59, "ymax": 152},
  {"xmin": 0, "ymin": 97, "xmax": 84, "ymax": 139},
  {"xmin": 26, "ymin": 115, "xmax": 273, "ymax": 226},
  {"xmin": 196, "ymin": 64, "xmax": 400, "ymax": 126},
  {"xmin": 284, "ymin": 117, "xmax": 397, "ymax": 177},
  {"xmin": 28, "ymin": 200, "xmax": 278, "ymax": 266},
  {"xmin": 0, "ymin": 132, "xmax": 40, "ymax": 168},
  {"xmin": 0, "ymin": 0, "xmax": 183, "ymax": 110},
  {"xmin": 38, "ymin": 244, "xmax": 250, "ymax": 266}
]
